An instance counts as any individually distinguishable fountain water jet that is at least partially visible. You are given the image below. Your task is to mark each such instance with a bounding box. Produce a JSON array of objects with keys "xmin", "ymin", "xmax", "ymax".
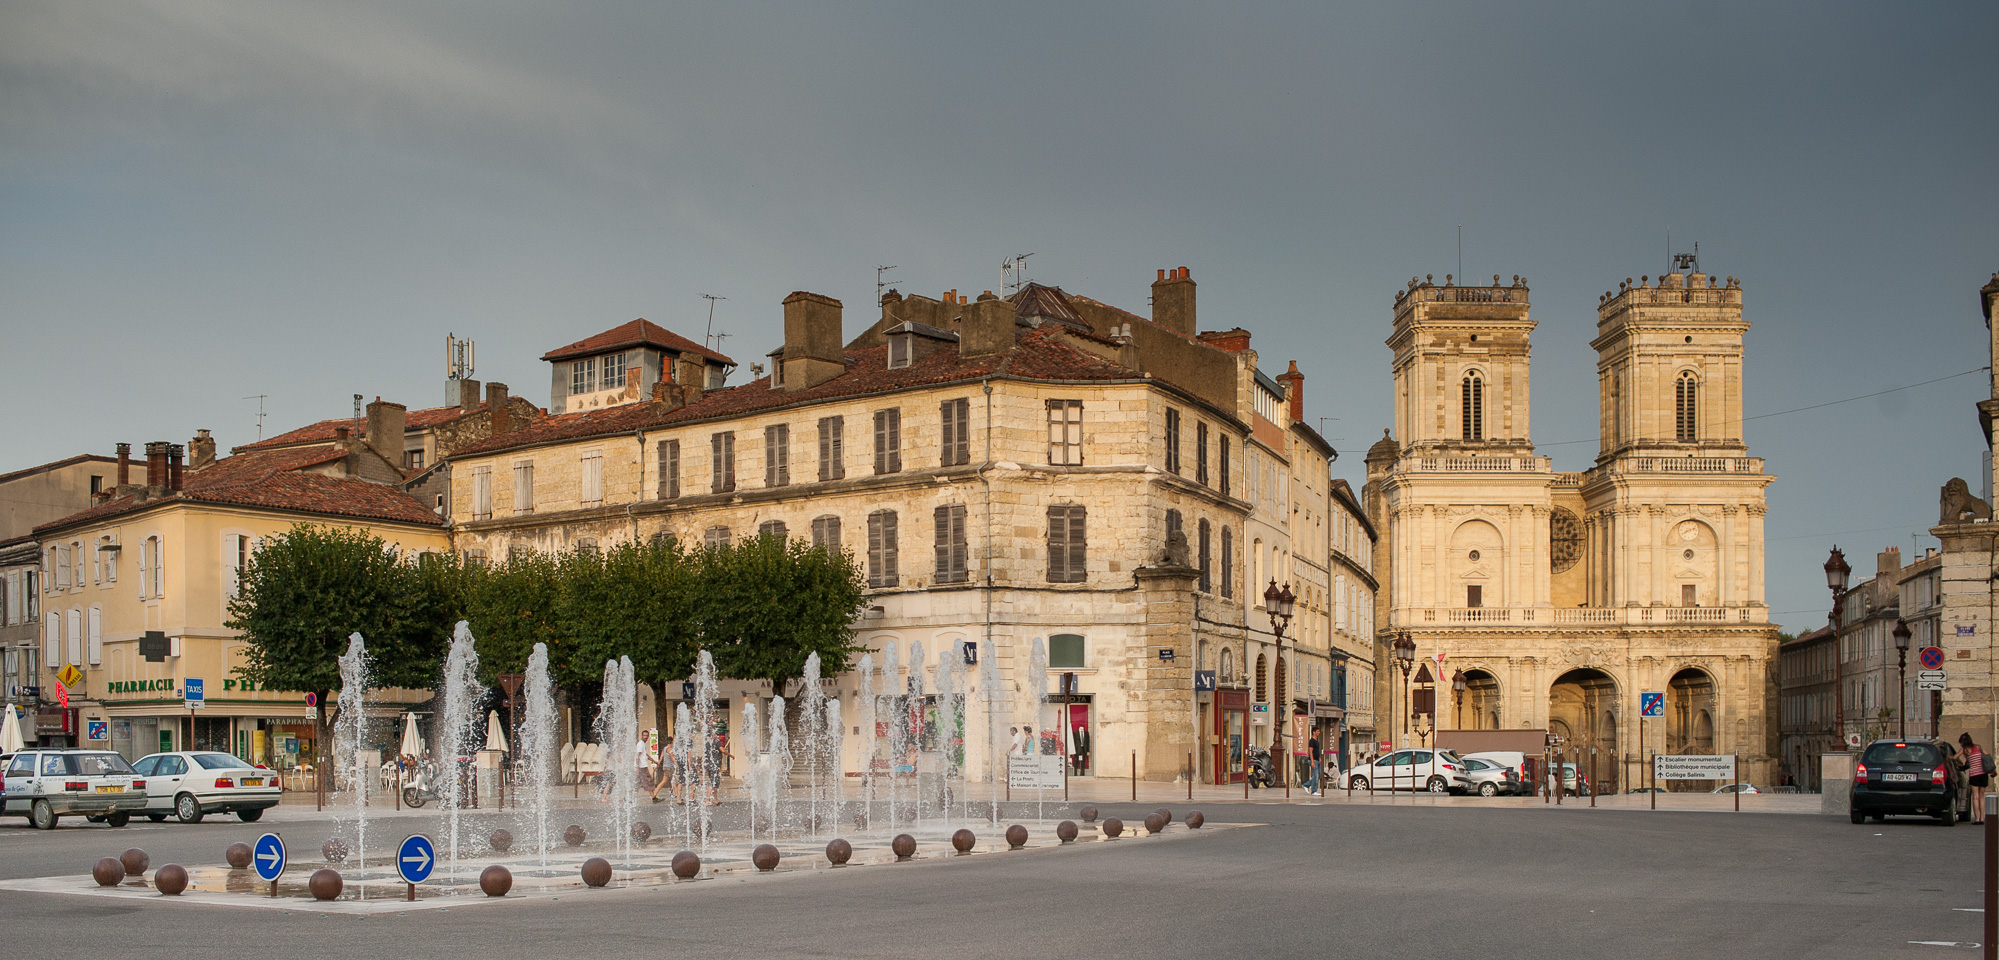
[
  {"xmin": 1027, "ymin": 636, "xmax": 1049, "ymax": 822},
  {"xmin": 438, "ymin": 622, "xmax": 483, "ymax": 879},
  {"xmin": 824, "ymin": 697, "xmax": 844, "ymax": 834},
  {"xmin": 766, "ymin": 695, "xmax": 791, "ymax": 837},
  {"xmin": 798, "ymin": 653, "xmax": 826, "ymax": 837},
  {"xmin": 856, "ymin": 652, "xmax": 877, "ymax": 831},
  {"xmin": 520, "ymin": 643, "xmax": 557, "ymax": 870},
  {"xmin": 688, "ymin": 651, "xmax": 720, "ymax": 852},
  {"xmin": 978, "ymin": 637, "xmax": 1005, "ymax": 827},
  {"xmin": 334, "ymin": 633, "xmax": 370, "ymax": 893},
  {"xmin": 595, "ymin": 656, "xmax": 638, "ymax": 872},
  {"xmin": 741, "ymin": 699, "xmax": 762, "ymax": 843}
]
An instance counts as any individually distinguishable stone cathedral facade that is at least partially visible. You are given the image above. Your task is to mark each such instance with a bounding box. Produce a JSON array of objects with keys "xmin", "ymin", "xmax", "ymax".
[{"xmin": 1364, "ymin": 269, "xmax": 1779, "ymax": 788}]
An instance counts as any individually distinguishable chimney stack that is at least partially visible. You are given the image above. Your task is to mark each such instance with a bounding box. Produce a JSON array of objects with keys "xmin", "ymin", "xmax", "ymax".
[
  {"xmin": 459, "ymin": 378, "xmax": 483, "ymax": 413},
  {"xmin": 167, "ymin": 444, "xmax": 184, "ymax": 491},
  {"xmin": 1277, "ymin": 360, "xmax": 1305, "ymax": 423},
  {"xmin": 486, "ymin": 382, "xmax": 512, "ymax": 435},
  {"xmin": 1878, "ymin": 547, "xmax": 1902, "ymax": 579},
  {"xmin": 144, "ymin": 442, "xmax": 169, "ymax": 489},
  {"xmin": 780, "ymin": 291, "xmax": 846, "ymax": 391},
  {"xmin": 188, "ymin": 430, "xmax": 217, "ymax": 470},
  {"xmin": 1151, "ymin": 266, "xmax": 1197, "ymax": 337},
  {"xmin": 334, "ymin": 426, "xmax": 350, "ymax": 448},
  {"xmin": 959, "ymin": 297, "xmax": 1017, "ymax": 359},
  {"xmin": 675, "ymin": 357, "xmax": 705, "ymax": 405},
  {"xmin": 116, "ymin": 443, "xmax": 131, "ymax": 487},
  {"xmin": 366, "ymin": 398, "xmax": 407, "ymax": 464}
]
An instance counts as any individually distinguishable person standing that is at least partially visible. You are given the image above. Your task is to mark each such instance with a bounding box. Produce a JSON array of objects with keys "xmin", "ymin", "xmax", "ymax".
[
  {"xmin": 1306, "ymin": 733, "xmax": 1322, "ymax": 795},
  {"xmin": 1962, "ymin": 733, "xmax": 1989, "ymax": 824}
]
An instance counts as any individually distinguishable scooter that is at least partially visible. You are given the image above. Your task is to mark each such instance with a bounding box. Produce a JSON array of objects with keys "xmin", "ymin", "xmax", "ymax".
[
  {"xmin": 1246, "ymin": 745, "xmax": 1277, "ymax": 789},
  {"xmin": 401, "ymin": 758, "xmax": 440, "ymax": 808}
]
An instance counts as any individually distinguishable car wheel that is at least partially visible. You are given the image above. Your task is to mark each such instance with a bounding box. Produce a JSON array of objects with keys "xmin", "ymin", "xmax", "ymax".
[
  {"xmin": 107, "ymin": 813, "xmax": 129, "ymax": 827},
  {"xmin": 1850, "ymin": 806, "xmax": 1865, "ymax": 824},
  {"xmin": 146, "ymin": 813, "xmax": 167, "ymax": 823},
  {"xmin": 1426, "ymin": 776, "xmax": 1448, "ymax": 794},
  {"xmin": 238, "ymin": 808, "xmax": 263, "ymax": 823},
  {"xmin": 1351, "ymin": 776, "xmax": 1369, "ymax": 792},
  {"xmin": 31, "ymin": 800, "xmax": 57, "ymax": 830},
  {"xmin": 175, "ymin": 793, "xmax": 204, "ymax": 824},
  {"xmin": 86, "ymin": 815, "xmax": 104, "ymax": 823},
  {"xmin": 1479, "ymin": 782, "xmax": 1498, "ymax": 797}
]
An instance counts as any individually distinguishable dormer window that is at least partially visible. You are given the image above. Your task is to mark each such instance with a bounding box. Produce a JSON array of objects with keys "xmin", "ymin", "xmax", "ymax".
[
  {"xmin": 888, "ymin": 332, "xmax": 913, "ymax": 370},
  {"xmin": 600, "ymin": 352, "xmax": 627, "ymax": 391},
  {"xmin": 570, "ymin": 358, "xmax": 597, "ymax": 396}
]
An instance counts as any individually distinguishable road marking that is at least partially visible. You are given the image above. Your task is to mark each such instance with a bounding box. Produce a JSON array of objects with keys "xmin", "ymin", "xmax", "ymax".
[
  {"xmin": 1952, "ymin": 908, "xmax": 1984, "ymax": 913},
  {"xmin": 1907, "ymin": 941, "xmax": 1978, "ymax": 948}
]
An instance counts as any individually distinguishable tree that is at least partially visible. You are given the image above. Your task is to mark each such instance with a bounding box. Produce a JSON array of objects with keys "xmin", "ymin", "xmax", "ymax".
[
  {"xmin": 696, "ymin": 531, "xmax": 867, "ymax": 704},
  {"xmin": 462, "ymin": 549, "xmax": 562, "ymax": 681}
]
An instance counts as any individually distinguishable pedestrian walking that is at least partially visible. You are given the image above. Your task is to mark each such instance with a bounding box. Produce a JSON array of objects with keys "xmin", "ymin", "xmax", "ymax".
[
  {"xmin": 1306, "ymin": 733, "xmax": 1322, "ymax": 795},
  {"xmin": 1961, "ymin": 733, "xmax": 1989, "ymax": 824}
]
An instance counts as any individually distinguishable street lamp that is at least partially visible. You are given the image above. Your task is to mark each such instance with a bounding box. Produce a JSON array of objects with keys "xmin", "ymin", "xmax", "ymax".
[
  {"xmin": 1893, "ymin": 618, "xmax": 1912, "ymax": 740},
  {"xmin": 1451, "ymin": 669, "xmax": 1467, "ymax": 730},
  {"xmin": 1392, "ymin": 634, "xmax": 1416, "ymax": 745},
  {"xmin": 1825, "ymin": 547, "xmax": 1851, "ymax": 746},
  {"xmin": 1264, "ymin": 579, "xmax": 1296, "ymax": 788}
]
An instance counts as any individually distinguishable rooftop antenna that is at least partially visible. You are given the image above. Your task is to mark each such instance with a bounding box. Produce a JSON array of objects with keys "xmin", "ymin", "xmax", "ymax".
[
  {"xmin": 352, "ymin": 394, "xmax": 364, "ymax": 438},
  {"xmin": 1003, "ymin": 252, "xmax": 1035, "ymax": 294},
  {"xmin": 701, "ymin": 294, "xmax": 728, "ymax": 351},
  {"xmin": 445, "ymin": 332, "xmax": 475, "ymax": 404},
  {"xmin": 243, "ymin": 394, "xmax": 268, "ymax": 441},
  {"xmin": 876, "ymin": 265, "xmax": 900, "ymax": 302},
  {"xmin": 1457, "ymin": 225, "xmax": 1463, "ymax": 284}
]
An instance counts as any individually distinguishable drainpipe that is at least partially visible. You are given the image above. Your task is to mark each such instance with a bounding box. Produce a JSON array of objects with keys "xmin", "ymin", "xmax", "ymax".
[{"xmin": 978, "ymin": 381, "xmax": 995, "ymax": 656}]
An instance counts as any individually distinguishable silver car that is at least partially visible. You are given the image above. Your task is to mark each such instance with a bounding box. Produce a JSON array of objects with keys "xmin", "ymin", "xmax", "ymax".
[
  {"xmin": 2, "ymin": 749, "xmax": 146, "ymax": 829},
  {"xmin": 1462, "ymin": 756, "xmax": 1521, "ymax": 796},
  {"xmin": 132, "ymin": 751, "xmax": 283, "ymax": 824}
]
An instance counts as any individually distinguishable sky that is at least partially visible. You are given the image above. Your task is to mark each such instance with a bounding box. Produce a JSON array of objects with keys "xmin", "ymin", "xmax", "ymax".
[{"xmin": 2, "ymin": 1, "xmax": 1995, "ymax": 633}]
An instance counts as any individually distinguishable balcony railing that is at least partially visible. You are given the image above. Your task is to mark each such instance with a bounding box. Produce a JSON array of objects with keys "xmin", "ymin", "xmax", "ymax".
[
  {"xmin": 1400, "ymin": 605, "xmax": 1766, "ymax": 627},
  {"xmin": 1399, "ymin": 456, "xmax": 1551, "ymax": 474}
]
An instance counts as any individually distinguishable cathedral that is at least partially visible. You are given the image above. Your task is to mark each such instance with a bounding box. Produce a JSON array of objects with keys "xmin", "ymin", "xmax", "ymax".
[{"xmin": 1363, "ymin": 268, "xmax": 1778, "ymax": 789}]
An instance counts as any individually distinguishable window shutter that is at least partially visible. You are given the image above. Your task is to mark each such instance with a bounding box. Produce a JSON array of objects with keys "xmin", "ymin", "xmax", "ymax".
[
  {"xmin": 934, "ymin": 506, "xmax": 950, "ymax": 580},
  {"xmin": 87, "ymin": 607, "xmax": 101, "ymax": 665},
  {"xmin": 224, "ymin": 535, "xmax": 240, "ymax": 600},
  {"xmin": 940, "ymin": 401, "xmax": 955, "ymax": 466},
  {"xmin": 819, "ymin": 419, "xmax": 833, "ymax": 481},
  {"xmin": 951, "ymin": 507, "xmax": 967, "ymax": 581},
  {"xmin": 45, "ymin": 612, "xmax": 58, "ymax": 668},
  {"xmin": 66, "ymin": 608, "xmax": 81, "ymax": 665},
  {"xmin": 883, "ymin": 511, "xmax": 898, "ymax": 583},
  {"xmin": 868, "ymin": 513, "xmax": 883, "ymax": 585},
  {"xmin": 1067, "ymin": 508, "xmax": 1087, "ymax": 582},
  {"xmin": 887, "ymin": 410, "xmax": 901, "ymax": 472}
]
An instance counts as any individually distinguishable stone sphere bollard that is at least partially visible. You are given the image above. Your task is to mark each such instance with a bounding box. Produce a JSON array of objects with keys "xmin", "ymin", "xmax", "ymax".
[
  {"xmin": 1185, "ymin": 811, "xmax": 1205, "ymax": 829},
  {"xmin": 225, "ymin": 842, "xmax": 254, "ymax": 869},
  {"xmin": 120, "ymin": 848, "xmax": 150, "ymax": 876},
  {"xmin": 1143, "ymin": 812, "xmax": 1168, "ymax": 835},
  {"xmin": 1005, "ymin": 825, "xmax": 1028, "ymax": 849},
  {"xmin": 752, "ymin": 843, "xmax": 780, "ymax": 872},
  {"xmin": 631, "ymin": 821, "xmax": 652, "ymax": 842},
  {"xmin": 1101, "ymin": 817, "xmax": 1124, "ymax": 839},
  {"xmin": 93, "ymin": 858, "xmax": 126, "ymax": 887},
  {"xmin": 951, "ymin": 829, "xmax": 977, "ymax": 855},
  {"xmin": 1079, "ymin": 805, "xmax": 1099, "ymax": 823},
  {"xmin": 1154, "ymin": 807, "xmax": 1172, "ymax": 824},
  {"xmin": 891, "ymin": 833, "xmax": 917, "ymax": 861},
  {"xmin": 154, "ymin": 864, "xmax": 189, "ymax": 896},
  {"xmin": 825, "ymin": 838, "xmax": 852, "ymax": 866},
  {"xmin": 489, "ymin": 829, "xmax": 514, "ymax": 852},
  {"xmin": 480, "ymin": 865, "xmax": 512, "ymax": 897},
  {"xmin": 320, "ymin": 838, "xmax": 349, "ymax": 863},
  {"xmin": 309, "ymin": 868, "xmax": 343, "ymax": 901},
  {"xmin": 580, "ymin": 857, "xmax": 612, "ymax": 887},
  {"xmin": 1056, "ymin": 820, "xmax": 1079, "ymax": 843},
  {"xmin": 671, "ymin": 851, "xmax": 701, "ymax": 879},
  {"xmin": 563, "ymin": 824, "xmax": 586, "ymax": 846}
]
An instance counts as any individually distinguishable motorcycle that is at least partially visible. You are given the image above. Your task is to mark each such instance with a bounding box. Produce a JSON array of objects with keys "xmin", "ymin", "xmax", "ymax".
[
  {"xmin": 1246, "ymin": 745, "xmax": 1277, "ymax": 789},
  {"xmin": 401, "ymin": 758, "xmax": 440, "ymax": 808}
]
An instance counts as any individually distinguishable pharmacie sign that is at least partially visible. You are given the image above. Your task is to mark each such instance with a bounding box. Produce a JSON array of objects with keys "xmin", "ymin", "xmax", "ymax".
[{"xmin": 106, "ymin": 679, "xmax": 178, "ymax": 695}]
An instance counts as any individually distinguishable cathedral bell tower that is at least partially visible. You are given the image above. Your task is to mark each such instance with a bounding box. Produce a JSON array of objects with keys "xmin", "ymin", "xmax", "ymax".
[
  {"xmin": 1591, "ymin": 267, "xmax": 1749, "ymax": 463},
  {"xmin": 1388, "ymin": 274, "xmax": 1536, "ymax": 456}
]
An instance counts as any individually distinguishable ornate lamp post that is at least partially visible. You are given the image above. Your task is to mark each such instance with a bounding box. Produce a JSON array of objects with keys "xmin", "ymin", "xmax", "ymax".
[
  {"xmin": 495, "ymin": 672, "xmax": 525, "ymax": 810},
  {"xmin": 1392, "ymin": 634, "xmax": 1417, "ymax": 750},
  {"xmin": 1263, "ymin": 579, "xmax": 1296, "ymax": 788},
  {"xmin": 1451, "ymin": 669, "xmax": 1467, "ymax": 729},
  {"xmin": 1893, "ymin": 618, "xmax": 1912, "ymax": 740},
  {"xmin": 1825, "ymin": 547, "xmax": 1851, "ymax": 746}
]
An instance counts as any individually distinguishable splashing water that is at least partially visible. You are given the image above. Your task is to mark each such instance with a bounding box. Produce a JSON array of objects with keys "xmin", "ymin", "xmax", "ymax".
[
  {"xmin": 521, "ymin": 643, "xmax": 557, "ymax": 869},
  {"xmin": 879, "ymin": 643, "xmax": 902, "ymax": 833},
  {"xmin": 799, "ymin": 653, "xmax": 826, "ymax": 837},
  {"xmin": 978, "ymin": 637, "xmax": 1005, "ymax": 826},
  {"xmin": 334, "ymin": 633, "xmax": 370, "ymax": 890},
  {"xmin": 595, "ymin": 656, "xmax": 638, "ymax": 872},
  {"xmin": 766, "ymin": 695, "xmax": 791, "ymax": 836},
  {"xmin": 856, "ymin": 652, "xmax": 876, "ymax": 831},
  {"xmin": 1028, "ymin": 636, "xmax": 1049, "ymax": 822},
  {"xmin": 741, "ymin": 698, "xmax": 762, "ymax": 843},
  {"xmin": 673, "ymin": 702, "xmax": 696, "ymax": 848},
  {"xmin": 932, "ymin": 652, "xmax": 956, "ymax": 830},
  {"xmin": 688, "ymin": 651, "xmax": 720, "ymax": 852},
  {"xmin": 824, "ymin": 697, "xmax": 844, "ymax": 833},
  {"xmin": 438, "ymin": 622, "xmax": 483, "ymax": 879}
]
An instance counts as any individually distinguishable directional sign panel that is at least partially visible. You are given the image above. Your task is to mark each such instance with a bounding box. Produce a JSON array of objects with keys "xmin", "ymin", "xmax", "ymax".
[
  {"xmin": 1654, "ymin": 754, "xmax": 1737, "ymax": 781},
  {"xmin": 1919, "ymin": 674, "xmax": 1947, "ymax": 691},
  {"xmin": 1640, "ymin": 692, "xmax": 1664, "ymax": 718},
  {"xmin": 252, "ymin": 833, "xmax": 287, "ymax": 882},
  {"xmin": 184, "ymin": 678, "xmax": 205, "ymax": 710},
  {"xmin": 397, "ymin": 834, "xmax": 436, "ymax": 885},
  {"xmin": 1920, "ymin": 646, "xmax": 1946, "ymax": 671}
]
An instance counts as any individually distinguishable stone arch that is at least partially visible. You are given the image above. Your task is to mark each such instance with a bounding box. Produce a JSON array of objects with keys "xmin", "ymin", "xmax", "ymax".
[
  {"xmin": 1668, "ymin": 666, "xmax": 1718, "ymax": 754},
  {"xmin": 1460, "ymin": 668, "xmax": 1502, "ymax": 729},
  {"xmin": 1549, "ymin": 667, "xmax": 1621, "ymax": 763},
  {"xmin": 1218, "ymin": 647, "xmax": 1235, "ymax": 685},
  {"xmin": 1255, "ymin": 653, "xmax": 1268, "ymax": 703},
  {"xmin": 1666, "ymin": 519, "xmax": 1721, "ymax": 607},
  {"xmin": 1448, "ymin": 519, "xmax": 1505, "ymax": 607}
]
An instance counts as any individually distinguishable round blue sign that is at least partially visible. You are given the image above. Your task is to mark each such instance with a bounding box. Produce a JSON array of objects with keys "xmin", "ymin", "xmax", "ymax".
[
  {"xmin": 396, "ymin": 834, "xmax": 436, "ymax": 885},
  {"xmin": 252, "ymin": 832, "xmax": 286, "ymax": 882}
]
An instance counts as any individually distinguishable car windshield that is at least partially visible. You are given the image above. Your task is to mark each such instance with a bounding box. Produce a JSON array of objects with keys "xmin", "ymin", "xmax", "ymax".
[
  {"xmin": 1862, "ymin": 742, "xmax": 1941, "ymax": 765},
  {"xmin": 74, "ymin": 753, "xmax": 136, "ymax": 776},
  {"xmin": 193, "ymin": 753, "xmax": 254, "ymax": 771}
]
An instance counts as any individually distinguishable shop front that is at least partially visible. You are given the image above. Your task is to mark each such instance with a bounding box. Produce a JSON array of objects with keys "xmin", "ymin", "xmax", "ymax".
[{"xmin": 1212, "ymin": 688, "xmax": 1248, "ymax": 784}]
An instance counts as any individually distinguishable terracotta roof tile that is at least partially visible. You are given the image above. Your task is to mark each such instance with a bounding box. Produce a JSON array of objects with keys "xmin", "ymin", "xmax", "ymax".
[
  {"xmin": 451, "ymin": 328, "xmax": 1139, "ymax": 458},
  {"xmin": 235, "ymin": 405, "xmax": 477, "ymax": 452},
  {"xmin": 36, "ymin": 445, "xmax": 441, "ymax": 533},
  {"xmin": 541, "ymin": 318, "xmax": 735, "ymax": 366}
]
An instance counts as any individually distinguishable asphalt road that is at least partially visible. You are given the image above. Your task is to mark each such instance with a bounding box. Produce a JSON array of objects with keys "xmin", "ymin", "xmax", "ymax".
[{"xmin": 0, "ymin": 801, "xmax": 1983, "ymax": 959}]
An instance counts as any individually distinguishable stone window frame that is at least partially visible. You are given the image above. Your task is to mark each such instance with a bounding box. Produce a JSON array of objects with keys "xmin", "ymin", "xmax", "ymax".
[
  {"xmin": 940, "ymin": 398, "xmax": 971, "ymax": 467},
  {"xmin": 1675, "ymin": 371, "xmax": 1699, "ymax": 442},
  {"xmin": 873, "ymin": 408, "xmax": 902, "ymax": 475},
  {"xmin": 1047, "ymin": 400, "xmax": 1083, "ymax": 465},
  {"xmin": 867, "ymin": 510, "xmax": 899, "ymax": 588},
  {"xmin": 765, "ymin": 424, "xmax": 790, "ymax": 488},
  {"xmin": 1046, "ymin": 504, "xmax": 1087, "ymax": 583},
  {"xmin": 1461, "ymin": 371, "xmax": 1485, "ymax": 441},
  {"xmin": 818, "ymin": 417, "xmax": 845, "ymax": 481},
  {"xmin": 711, "ymin": 431, "xmax": 737, "ymax": 494},
  {"xmin": 933, "ymin": 504, "xmax": 968, "ymax": 583}
]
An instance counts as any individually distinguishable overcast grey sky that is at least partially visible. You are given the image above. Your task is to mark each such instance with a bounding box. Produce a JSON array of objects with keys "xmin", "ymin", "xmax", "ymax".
[{"xmin": 3, "ymin": 1, "xmax": 1995, "ymax": 632}]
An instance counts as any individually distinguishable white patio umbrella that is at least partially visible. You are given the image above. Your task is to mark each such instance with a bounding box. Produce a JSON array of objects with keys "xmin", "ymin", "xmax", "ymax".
[
  {"xmin": 483, "ymin": 710, "xmax": 507, "ymax": 752},
  {"xmin": 0, "ymin": 704, "xmax": 25, "ymax": 755},
  {"xmin": 399, "ymin": 712, "xmax": 424, "ymax": 758}
]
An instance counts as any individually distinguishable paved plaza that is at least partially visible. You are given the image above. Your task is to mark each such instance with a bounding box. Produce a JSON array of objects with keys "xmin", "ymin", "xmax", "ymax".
[{"xmin": 0, "ymin": 791, "xmax": 1983, "ymax": 959}]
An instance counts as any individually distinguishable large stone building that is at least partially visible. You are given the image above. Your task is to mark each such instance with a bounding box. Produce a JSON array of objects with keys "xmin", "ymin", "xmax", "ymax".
[
  {"xmin": 447, "ymin": 270, "xmax": 1346, "ymax": 785},
  {"xmin": 1927, "ymin": 272, "xmax": 1999, "ymax": 749},
  {"xmin": 1, "ymin": 453, "xmax": 119, "ymax": 746},
  {"xmin": 1365, "ymin": 269, "xmax": 1780, "ymax": 788}
]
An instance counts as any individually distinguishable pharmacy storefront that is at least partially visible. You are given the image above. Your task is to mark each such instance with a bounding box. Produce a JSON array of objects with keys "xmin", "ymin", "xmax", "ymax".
[{"xmin": 87, "ymin": 674, "xmax": 316, "ymax": 767}]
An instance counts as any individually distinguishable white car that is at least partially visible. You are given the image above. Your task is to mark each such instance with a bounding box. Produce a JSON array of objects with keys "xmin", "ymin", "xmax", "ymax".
[
  {"xmin": 1341, "ymin": 748, "xmax": 1473, "ymax": 794},
  {"xmin": 132, "ymin": 751, "xmax": 281, "ymax": 823},
  {"xmin": 2, "ymin": 749, "xmax": 147, "ymax": 829}
]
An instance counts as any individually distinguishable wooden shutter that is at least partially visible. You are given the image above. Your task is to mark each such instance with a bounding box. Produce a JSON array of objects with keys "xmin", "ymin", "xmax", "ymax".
[
  {"xmin": 934, "ymin": 506, "xmax": 951, "ymax": 580},
  {"xmin": 1066, "ymin": 507, "xmax": 1087, "ymax": 582},
  {"xmin": 1046, "ymin": 508, "xmax": 1065, "ymax": 581},
  {"xmin": 940, "ymin": 401, "xmax": 955, "ymax": 466},
  {"xmin": 874, "ymin": 412, "xmax": 888, "ymax": 474},
  {"xmin": 952, "ymin": 506, "xmax": 967, "ymax": 580}
]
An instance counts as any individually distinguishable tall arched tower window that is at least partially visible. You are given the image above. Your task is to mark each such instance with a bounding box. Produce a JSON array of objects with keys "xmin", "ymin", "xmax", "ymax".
[
  {"xmin": 1675, "ymin": 372, "xmax": 1698, "ymax": 442},
  {"xmin": 1461, "ymin": 372, "xmax": 1485, "ymax": 441}
]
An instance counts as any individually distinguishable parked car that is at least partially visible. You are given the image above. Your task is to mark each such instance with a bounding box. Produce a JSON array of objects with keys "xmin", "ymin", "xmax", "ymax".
[
  {"xmin": 1711, "ymin": 783, "xmax": 1762, "ymax": 795},
  {"xmin": 1627, "ymin": 786, "xmax": 1665, "ymax": 795},
  {"xmin": 131, "ymin": 751, "xmax": 281, "ymax": 823},
  {"xmin": 1555, "ymin": 763, "xmax": 1590, "ymax": 797},
  {"xmin": 1, "ymin": 749, "xmax": 146, "ymax": 829},
  {"xmin": 1851, "ymin": 738, "xmax": 1965, "ymax": 825},
  {"xmin": 1462, "ymin": 751, "xmax": 1527, "ymax": 776},
  {"xmin": 1340, "ymin": 749, "xmax": 1473, "ymax": 794},
  {"xmin": 1461, "ymin": 756, "xmax": 1521, "ymax": 796}
]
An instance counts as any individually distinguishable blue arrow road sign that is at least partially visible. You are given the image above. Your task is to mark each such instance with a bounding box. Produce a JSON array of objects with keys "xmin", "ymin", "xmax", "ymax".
[
  {"xmin": 397, "ymin": 834, "xmax": 436, "ymax": 885},
  {"xmin": 1640, "ymin": 692, "xmax": 1664, "ymax": 718},
  {"xmin": 252, "ymin": 833, "xmax": 286, "ymax": 882}
]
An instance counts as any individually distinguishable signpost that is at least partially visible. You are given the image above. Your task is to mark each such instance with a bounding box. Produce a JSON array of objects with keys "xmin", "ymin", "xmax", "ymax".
[
  {"xmin": 1639, "ymin": 692, "xmax": 1663, "ymax": 807},
  {"xmin": 86, "ymin": 720, "xmax": 107, "ymax": 741},
  {"xmin": 1007, "ymin": 755, "xmax": 1064, "ymax": 790},
  {"xmin": 1918, "ymin": 670, "xmax": 1947, "ymax": 692},
  {"xmin": 184, "ymin": 678, "xmax": 205, "ymax": 710},
  {"xmin": 1653, "ymin": 754, "xmax": 1737, "ymax": 781},
  {"xmin": 55, "ymin": 664, "xmax": 82, "ymax": 689},
  {"xmin": 1920, "ymin": 646, "xmax": 1946, "ymax": 671},
  {"xmin": 253, "ymin": 832, "xmax": 286, "ymax": 897},
  {"xmin": 397, "ymin": 834, "xmax": 436, "ymax": 901}
]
